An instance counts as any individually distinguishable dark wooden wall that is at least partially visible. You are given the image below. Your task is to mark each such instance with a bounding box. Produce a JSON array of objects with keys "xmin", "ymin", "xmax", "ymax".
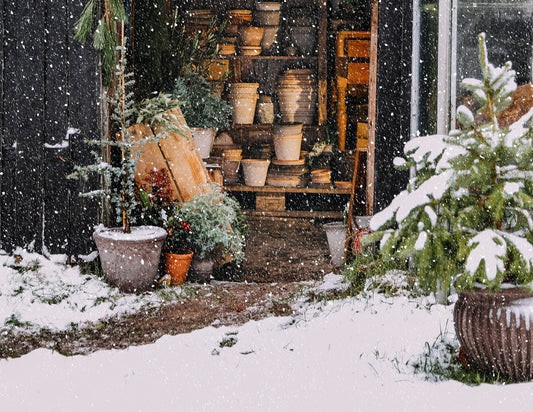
[
  {"xmin": 0, "ymin": 0, "xmax": 101, "ymax": 256},
  {"xmin": 373, "ymin": 0, "xmax": 412, "ymax": 212}
]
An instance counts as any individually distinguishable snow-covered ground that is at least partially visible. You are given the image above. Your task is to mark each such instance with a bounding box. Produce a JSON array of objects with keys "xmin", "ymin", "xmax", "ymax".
[{"xmin": 2, "ymin": 252, "xmax": 533, "ymax": 411}]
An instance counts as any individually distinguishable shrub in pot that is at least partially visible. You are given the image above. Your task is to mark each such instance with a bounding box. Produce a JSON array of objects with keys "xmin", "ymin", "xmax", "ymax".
[
  {"xmin": 168, "ymin": 183, "xmax": 248, "ymax": 283},
  {"xmin": 172, "ymin": 71, "xmax": 233, "ymax": 158},
  {"xmin": 133, "ymin": 168, "xmax": 193, "ymax": 286},
  {"xmin": 368, "ymin": 34, "xmax": 533, "ymax": 381},
  {"xmin": 68, "ymin": 51, "xmax": 174, "ymax": 293}
]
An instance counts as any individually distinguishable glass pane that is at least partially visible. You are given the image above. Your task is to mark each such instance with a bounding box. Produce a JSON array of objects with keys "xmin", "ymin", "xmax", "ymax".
[
  {"xmin": 417, "ymin": 1, "xmax": 440, "ymax": 136},
  {"xmin": 455, "ymin": 1, "xmax": 533, "ymax": 96}
]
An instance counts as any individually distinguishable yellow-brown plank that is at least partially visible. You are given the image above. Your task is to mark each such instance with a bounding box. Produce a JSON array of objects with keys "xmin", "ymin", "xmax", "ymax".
[
  {"xmin": 128, "ymin": 122, "xmax": 180, "ymax": 198},
  {"xmin": 151, "ymin": 107, "xmax": 212, "ymax": 202}
]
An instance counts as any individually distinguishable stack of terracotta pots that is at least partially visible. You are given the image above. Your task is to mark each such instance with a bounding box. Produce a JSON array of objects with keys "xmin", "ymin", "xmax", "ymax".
[
  {"xmin": 268, "ymin": 122, "xmax": 306, "ymax": 187},
  {"xmin": 228, "ymin": 83, "xmax": 260, "ymax": 124},
  {"xmin": 311, "ymin": 169, "xmax": 332, "ymax": 185},
  {"xmin": 226, "ymin": 9, "xmax": 252, "ymax": 38},
  {"xmin": 237, "ymin": 25, "xmax": 264, "ymax": 55},
  {"xmin": 254, "ymin": 2, "xmax": 282, "ymax": 55},
  {"xmin": 276, "ymin": 68, "xmax": 317, "ymax": 125},
  {"xmin": 221, "ymin": 148, "xmax": 243, "ymax": 185},
  {"xmin": 184, "ymin": 9, "xmax": 215, "ymax": 26}
]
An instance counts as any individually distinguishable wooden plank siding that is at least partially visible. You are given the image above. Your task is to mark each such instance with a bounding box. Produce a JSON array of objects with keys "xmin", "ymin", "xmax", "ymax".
[
  {"xmin": 373, "ymin": 0, "xmax": 412, "ymax": 212},
  {"xmin": 0, "ymin": 0, "xmax": 101, "ymax": 256}
]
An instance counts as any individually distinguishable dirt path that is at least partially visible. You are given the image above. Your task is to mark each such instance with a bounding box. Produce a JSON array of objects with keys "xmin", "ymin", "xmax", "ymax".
[{"xmin": 1, "ymin": 217, "xmax": 339, "ymax": 358}]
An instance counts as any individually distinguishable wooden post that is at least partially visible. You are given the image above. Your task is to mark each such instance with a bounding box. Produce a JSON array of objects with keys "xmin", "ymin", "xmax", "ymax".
[
  {"xmin": 345, "ymin": 0, "xmax": 379, "ymax": 259},
  {"xmin": 366, "ymin": 0, "xmax": 379, "ymax": 216}
]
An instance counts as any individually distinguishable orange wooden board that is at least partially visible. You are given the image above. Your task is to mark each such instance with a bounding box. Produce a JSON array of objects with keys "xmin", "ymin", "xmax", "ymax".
[
  {"xmin": 129, "ymin": 122, "xmax": 180, "ymax": 198},
  {"xmin": 128, "ymin": 106, "xmax": 212, "ymax": 202},
  {"xmin": 151, "ymin": 107, "xmax": 212, "ymax": 202}
]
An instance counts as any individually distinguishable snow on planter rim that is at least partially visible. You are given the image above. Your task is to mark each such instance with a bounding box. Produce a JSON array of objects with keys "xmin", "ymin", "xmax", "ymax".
[{"xmin": 94, "ymin": 225, "xmax": 167, "ymax": 241}]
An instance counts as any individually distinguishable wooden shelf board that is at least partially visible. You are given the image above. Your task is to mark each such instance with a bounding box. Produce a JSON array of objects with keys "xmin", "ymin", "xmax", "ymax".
[
  {"xmin": 243, "ymin": 210, "xmax": 343, "ymax": 219},
  {"xmin": 224, "ymin": 184, "xmax": 351, "ymax": 195},
  {"xmin": 227, "ymin": 55, "xmax": 318, "ymax": 61},
  {"xmin": 229, "ymin": 124, "xmax": 323, "ymax": 131}
]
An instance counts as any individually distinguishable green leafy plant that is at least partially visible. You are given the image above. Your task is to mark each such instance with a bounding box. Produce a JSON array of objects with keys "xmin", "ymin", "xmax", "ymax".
[
  {"xmin": 167, "ymin": 184, "xmax": 247, "ymax": 262},
  {"xmin": 74, "ymin": 0, "xmax": 128, "ymax": 87},
  {"xmin": 368, "ymin": 33, "xmax": 533, "ymax": 295},
  {"xmin": 171, "ymin": 71, "xmax": 233, "ymax": 130},
  {"xmin": 165, "ymin": 12, "xmax": 226, "ymax": 82}
]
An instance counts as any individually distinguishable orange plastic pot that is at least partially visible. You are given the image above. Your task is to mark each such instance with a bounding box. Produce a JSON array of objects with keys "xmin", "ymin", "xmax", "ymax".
[{"xmin": 164, "ymin": 249, "xmax": 194, "ymax": 285}]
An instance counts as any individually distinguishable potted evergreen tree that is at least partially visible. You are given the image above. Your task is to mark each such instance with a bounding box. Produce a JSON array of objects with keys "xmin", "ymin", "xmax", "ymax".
[
  {"xmin": 172, "ymin": 71, "xmax": 233, "ymax": 159},
  {"xmin": 69, "ymin": 50, "xmax": 170, "ymax": 293},
  {"xmin": 369, "ymin": 34, "xmax": 533, "ymax": 381}
]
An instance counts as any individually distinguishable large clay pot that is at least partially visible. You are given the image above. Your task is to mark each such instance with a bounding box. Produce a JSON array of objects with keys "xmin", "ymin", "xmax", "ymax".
[
  {"xmin": 260, "ymin": 25, "xmax": 280, "ymax": 54},
  {"xmin": 272, "ymin": 122, "xmax": 303, "ymax": 135},
  {"xmin": 229, "ymin": 93, "xmax": 259, "ymax": 124},
  {"xmin": 323, "ymin": 222, "xmax": 347, "ymax": 266},
  {"xmin": 238, "ymin": 26, "xmax": 264, "ymax": 46},
  {"xmin": 241, "ymin": 158, "xmax": 270, "ymax": 186},
  {"xmin": 93, "ymin": 226, "xmax": 167, "ymax": 293},
  {"xmin": 273, "ymin": 133, "xmax": 303, "ymax": 161},
  {"xmin": 454, "ymin": 287, "xmax": 533, "ymax": 381},
  {"xmin": 189, "ymin": 127, "xmax": 216, "ymax": 159},
  {"xmin": 164, "ymin": 249, "xmax": 194, "ymax": 285}
]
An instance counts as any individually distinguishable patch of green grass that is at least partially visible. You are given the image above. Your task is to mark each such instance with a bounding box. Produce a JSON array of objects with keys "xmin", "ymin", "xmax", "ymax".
[
  {"xmin": 342, "ymin": 252, "xmax": 413, "ymax": 296},
  {"xmin": 410, "ymin": 326, "xmax": 513, "ymax": 386},
  {"xmin": 9, "ymin": 258, "xmax": 41, "ymax": 274},
  {"xmin": 219, "ymin": 331, "xmax": 238, "ymax": 348},
  {"xmin": 4, "ymin": 314, "xmax": 33, "ymax": 328}
]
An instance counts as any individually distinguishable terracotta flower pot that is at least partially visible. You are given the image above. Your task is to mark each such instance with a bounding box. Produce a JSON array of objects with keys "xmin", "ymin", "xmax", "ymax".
[
  {"xmin": 238, "ymin": 26, "xmax": 264, "ymax": 47},
  {"xmin": 273, "ymin": 133, "xmax": 303, "ymax": 161},
  {"xmin": 229, "ymin": 93, "xmax": 259, "ymax": 124},
  {"xmin": 164, "ymin": 249, "xmax": 193, "ymax": 285},
  {"xmin": 241, "ymin": 159, "xmax": 270, "ymax": 186},
  {"xmin": 189, "ymin": 127, "xmax": 216, "ymax": 159}
]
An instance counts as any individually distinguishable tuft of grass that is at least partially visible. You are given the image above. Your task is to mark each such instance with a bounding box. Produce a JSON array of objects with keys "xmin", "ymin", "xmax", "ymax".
[
  {"xmin": 4, "ymin": 314, "xmax": 33, "ymax": 328},
  {"xmin": 410, "ymin": 324, "xmax": 513, "ymax": 386},
  {"xmin": 342, "ymin": 252, "xmax": 411, "ymax": 296},
  {"xmin": 9, "ymin": 258, "xmax": 41, "ymax": 274},
  {"xmin": 78, "ymin": 257, "xmax": 104, "ymax": 279}
]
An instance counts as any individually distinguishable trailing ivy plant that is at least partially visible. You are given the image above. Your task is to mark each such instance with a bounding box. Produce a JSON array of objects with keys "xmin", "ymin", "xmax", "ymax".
[
  {"xmin": 74, "ymin": 0, "xmax": 128, "ymax": 87},
  {"xmin": 368, "ymin": 33, "xmax": 533, "ymax": 296}
]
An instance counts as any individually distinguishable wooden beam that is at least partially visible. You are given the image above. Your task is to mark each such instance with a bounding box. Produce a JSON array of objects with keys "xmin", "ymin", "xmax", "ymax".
[{"xmin": 367, "ymin": 0, "xmax": 379, "ymax": 216}]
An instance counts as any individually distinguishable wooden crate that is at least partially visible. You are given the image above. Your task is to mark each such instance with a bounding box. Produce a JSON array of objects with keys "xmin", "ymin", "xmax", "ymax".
[
  {"xmin": 129, "ymin": 106, "xmax": 212, "ymax": 202},
  {"xmin": 256, "ymin": 193, "xmax": 286, "ymax": 211}
]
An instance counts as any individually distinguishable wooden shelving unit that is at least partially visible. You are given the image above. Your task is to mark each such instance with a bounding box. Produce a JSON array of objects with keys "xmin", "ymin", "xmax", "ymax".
[{"xmin": 225, "ymin": 184, "xmax": 350, "ymax": 219}]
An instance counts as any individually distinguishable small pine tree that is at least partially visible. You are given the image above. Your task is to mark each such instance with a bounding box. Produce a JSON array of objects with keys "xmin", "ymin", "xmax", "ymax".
[
  {"xmin": 68, "ymin": 47, "xmax": 164, "ymax": 233},
  {"xmin": 369, "ymin": 33, "xmax": 533, "ymax": 295}
]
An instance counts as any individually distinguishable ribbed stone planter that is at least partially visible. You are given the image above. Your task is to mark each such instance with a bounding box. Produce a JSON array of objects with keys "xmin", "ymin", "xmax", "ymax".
[{"xmin": 454, "ymin": 287, "xmax": 533, "ymax": 381}]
